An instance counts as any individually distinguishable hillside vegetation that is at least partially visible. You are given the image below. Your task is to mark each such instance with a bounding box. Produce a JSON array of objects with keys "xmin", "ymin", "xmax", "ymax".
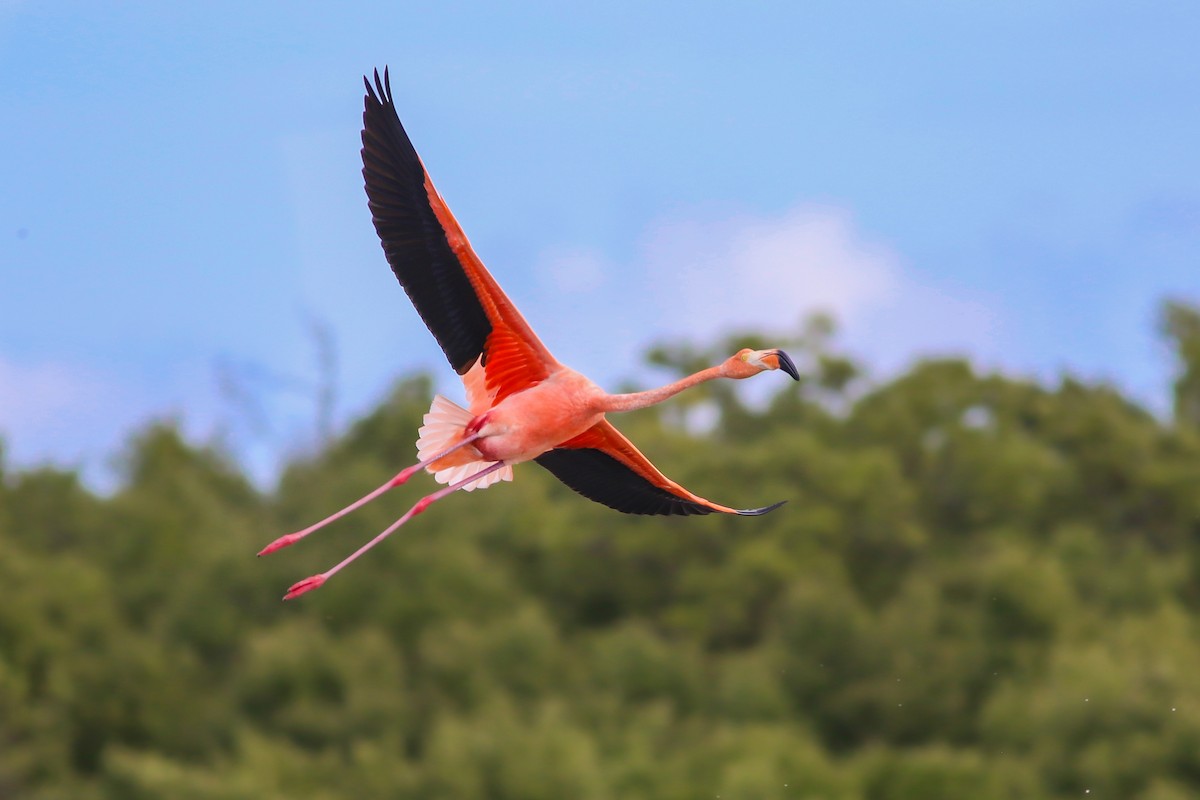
[{"xmin": 3, "ymin": 308, "xmax": 1200, "ymax": 799}]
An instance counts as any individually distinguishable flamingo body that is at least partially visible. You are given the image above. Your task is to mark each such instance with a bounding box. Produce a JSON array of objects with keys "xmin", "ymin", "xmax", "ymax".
[
  {"xmin": 260, "ymin": 68, "xmax": 799, "ymax": 598},
  {"xmin": 468, "ymin": 368, "xmax": 606, "ymax": 465},
  {"xmin": 361, "ymin": 67, "xmax": 796, "ymax": 516}
]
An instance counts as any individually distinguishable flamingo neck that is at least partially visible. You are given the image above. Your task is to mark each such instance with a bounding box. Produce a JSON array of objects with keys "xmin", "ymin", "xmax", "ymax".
[{"xmin": 599, "ymin": 364, "xmax": 728, "ymax": 414}]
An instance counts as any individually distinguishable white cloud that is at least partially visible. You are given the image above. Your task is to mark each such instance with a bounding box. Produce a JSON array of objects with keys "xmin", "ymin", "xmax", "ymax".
[
  {"xmin": 535, "ymin": 204, "xmax": 1003, "ymax": 385},
  {"xmin": 641, "ymin": 204, "xmax": 1004, "ymax": 374},
  {"xmin": 0, "ymin": 358, "xmax": 106, "ymax": 431},
  {"xmin": 641, "ymin": 205, "xmax": 900, "ymax": 335},
  {"xmin": 854, "ymin": 277, "xmax": 1000, "ymax": 373},
  {"xmin": 0, "ymin": 356, "xmax": 225, "ymax": 490},
  {"xmin": 0, "ymin": 357, "xmax": 121, "ymax": 470}
]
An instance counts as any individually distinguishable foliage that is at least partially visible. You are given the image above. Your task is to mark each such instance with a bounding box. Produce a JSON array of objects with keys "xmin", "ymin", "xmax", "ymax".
[
  {"xmin": 3, "ymin": 307, "xmax": 1200, "ymax": 798},
  {"xmin": 1162, "ymin": 299, "xmax": 1200, "ymax": 428}
]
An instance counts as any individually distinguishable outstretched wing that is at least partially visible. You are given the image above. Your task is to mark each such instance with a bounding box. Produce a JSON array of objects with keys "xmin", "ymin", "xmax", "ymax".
[
  {"xmin": 361, "ymin": 67, "xmax": 558, "ymax": 404},
  {"xmin": 535, "ymin": 420, "xmax": 785, "ymax": 516}
]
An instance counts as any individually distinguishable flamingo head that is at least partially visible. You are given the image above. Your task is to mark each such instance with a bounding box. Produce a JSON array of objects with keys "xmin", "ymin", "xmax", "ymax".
[{"xmin": 727, "ymin": 348, "xmax": 800, "ymax": 380}]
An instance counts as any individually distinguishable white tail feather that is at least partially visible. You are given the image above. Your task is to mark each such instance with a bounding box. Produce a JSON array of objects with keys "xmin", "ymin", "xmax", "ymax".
[{"xmin": 416, "ymin": 395, "xmax": 513, "ymax": 492}]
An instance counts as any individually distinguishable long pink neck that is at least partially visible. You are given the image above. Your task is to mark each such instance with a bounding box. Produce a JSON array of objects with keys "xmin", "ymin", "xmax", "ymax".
[{"xmin": 599, "ymin": 364, "xmax": 728, "ymax": 414}]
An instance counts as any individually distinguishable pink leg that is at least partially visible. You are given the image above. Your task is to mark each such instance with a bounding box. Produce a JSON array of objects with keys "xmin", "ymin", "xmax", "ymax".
[
  {"xmin": 282, "ymin": 460, "xmax": 507, "ymax": 600},
  {"xmin": 258, "ymin": 433, "xmax": 481, "ymax": 556}
]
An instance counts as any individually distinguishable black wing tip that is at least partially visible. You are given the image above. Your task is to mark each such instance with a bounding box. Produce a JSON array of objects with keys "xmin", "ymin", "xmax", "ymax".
[
  {"xmin": 535, "ymin": 448, "xmax": 789, "ymax": 518},
  {"xmin": 364, "ymin": 66, "xmax": 392, "ymax": 105},
  {"xmin": 733, "ymin": 499, "xmax": 787, "ymax": 516}
]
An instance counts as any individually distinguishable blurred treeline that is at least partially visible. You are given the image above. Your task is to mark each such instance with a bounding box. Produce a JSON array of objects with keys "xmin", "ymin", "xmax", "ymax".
[{"xmin": 4, "ymin": 305, "xmax": 1200, "ymax": 800}]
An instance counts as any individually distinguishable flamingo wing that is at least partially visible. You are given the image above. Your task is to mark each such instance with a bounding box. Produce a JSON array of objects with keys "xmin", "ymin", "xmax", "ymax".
[
  {"xmin": 361, "ymin": 68, "xmax": 558, "ymax": 403},
  {"xmin": 535, "ymin": 420, "xmax": 785, "ymax": 516}
]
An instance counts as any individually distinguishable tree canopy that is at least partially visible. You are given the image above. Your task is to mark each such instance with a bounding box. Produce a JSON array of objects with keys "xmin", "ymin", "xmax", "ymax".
[{"xmin": 2, "ymin": 307, "xmax": 1200, "ymax": 799}]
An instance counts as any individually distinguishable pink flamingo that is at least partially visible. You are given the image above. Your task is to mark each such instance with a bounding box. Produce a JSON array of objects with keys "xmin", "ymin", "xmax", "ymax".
[{"xmin": 261, "ymin": 68, "xmax": 799, "ymax": 600}]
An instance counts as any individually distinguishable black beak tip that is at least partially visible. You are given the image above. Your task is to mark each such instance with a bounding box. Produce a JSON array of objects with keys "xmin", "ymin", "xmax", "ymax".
[{"xmin": 775, "ymin": 350, "xmax": 800, "ymax": 381}]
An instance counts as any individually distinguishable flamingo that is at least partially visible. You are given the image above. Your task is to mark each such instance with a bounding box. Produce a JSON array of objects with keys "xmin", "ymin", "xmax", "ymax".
[{"xmin": 261, "ymin": 68, "xmax": 800, "ymax": 600}]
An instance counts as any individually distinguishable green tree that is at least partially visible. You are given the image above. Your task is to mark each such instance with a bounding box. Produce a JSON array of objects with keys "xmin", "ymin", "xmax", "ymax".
[
  {"xmin": 4, "ymin": 317, "xmax": 1200, "ymax": 798},
  {"xmin": 1161, "ymin": 299, "xmax": 1200, "ymax": 428}
]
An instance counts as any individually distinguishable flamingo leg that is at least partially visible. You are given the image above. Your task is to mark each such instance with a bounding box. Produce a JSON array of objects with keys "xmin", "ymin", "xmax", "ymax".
[
  {"xmin": 258, "ymin": 433, "xmax": 481, "ymax": 556},
  {"xmin": 281, "ymin": 460, "xmax": 507, "ymax": 600}
]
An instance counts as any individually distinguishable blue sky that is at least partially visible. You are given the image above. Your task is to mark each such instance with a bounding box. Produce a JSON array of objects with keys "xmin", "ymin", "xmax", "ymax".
[{"xmin": 2, "ymin": 2, "xmax": 1198, "ymax": 487}]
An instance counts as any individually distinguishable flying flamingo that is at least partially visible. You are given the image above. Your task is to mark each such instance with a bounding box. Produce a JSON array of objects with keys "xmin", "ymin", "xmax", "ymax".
[{"xmin": 261, "ymin": 68, "xmax": 800, "ymax": 600}]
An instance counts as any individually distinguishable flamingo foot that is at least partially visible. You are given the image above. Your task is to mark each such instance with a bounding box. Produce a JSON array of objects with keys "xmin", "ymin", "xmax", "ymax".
[
  {"xmin": 272, "ymin": 461, "xmax": 508, "ymax": 601},
  {"xmin": 283, "ymin": 574, "xmax": 327, "ymax": 600},
  {"xmin": 258, "ymin": 532, "xmax": 303, "ymax": 557}
]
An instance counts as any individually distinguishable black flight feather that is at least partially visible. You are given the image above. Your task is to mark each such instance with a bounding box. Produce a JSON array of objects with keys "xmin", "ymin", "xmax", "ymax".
[
  {"xmin": 361, "ymin": 67, "xmax": 492, "ymax": 375},
  {"xmin": 535, "ymin": 447, "xmax": 786, "ymax": 517}
]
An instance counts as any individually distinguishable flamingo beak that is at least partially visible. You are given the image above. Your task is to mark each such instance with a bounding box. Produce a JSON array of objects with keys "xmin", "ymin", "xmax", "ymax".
[{"xmin": 769, "ymin": 349, "xmax": 800, "ymax": 381}]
